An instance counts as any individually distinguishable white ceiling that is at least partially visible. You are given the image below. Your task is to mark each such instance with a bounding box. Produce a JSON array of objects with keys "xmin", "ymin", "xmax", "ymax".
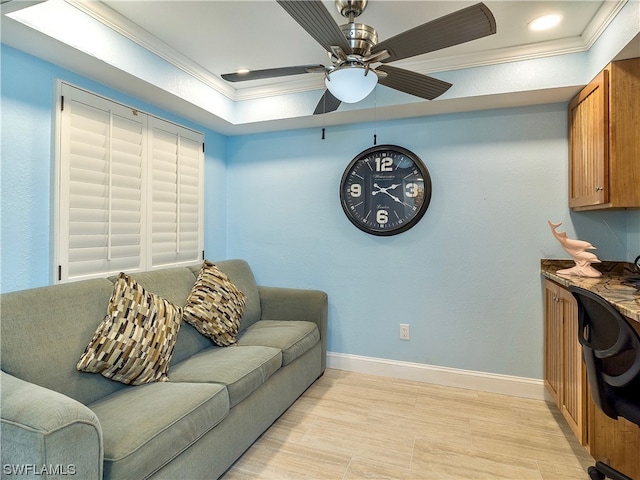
[
  {"xmin": 95, "ymin": 0, "xmax": 617, "ymax": 98},
  {"xmin": 2, "ymin": 0, "xmax": 638, "ymax": 134}
]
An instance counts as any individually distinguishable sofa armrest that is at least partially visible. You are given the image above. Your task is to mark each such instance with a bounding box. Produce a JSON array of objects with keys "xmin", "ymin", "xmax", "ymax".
[
  {"xmin": 1, "ymin": 371, "xmax": 103, "ymax": 479},
  {"xmin": 257, "ymin": 287, "xmax": 328, "ymax": 372}
]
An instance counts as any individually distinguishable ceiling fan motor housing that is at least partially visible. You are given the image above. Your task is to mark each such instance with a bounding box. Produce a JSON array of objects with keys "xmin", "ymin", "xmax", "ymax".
[{"xmin": 340, "ymin": 23, "xmax": 377, "ymax": 57}]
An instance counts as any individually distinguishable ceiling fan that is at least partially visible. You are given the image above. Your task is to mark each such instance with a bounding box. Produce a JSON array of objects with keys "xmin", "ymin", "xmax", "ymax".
[{"xmin": 222, "ymin": 0, "xmax": 496, "ymax": 114}]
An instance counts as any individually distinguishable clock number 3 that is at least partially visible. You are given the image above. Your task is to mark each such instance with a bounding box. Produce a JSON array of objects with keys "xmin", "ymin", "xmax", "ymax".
[{"xmin": 406, "ymin": 183, "xmax": 419, "ymax": 198}]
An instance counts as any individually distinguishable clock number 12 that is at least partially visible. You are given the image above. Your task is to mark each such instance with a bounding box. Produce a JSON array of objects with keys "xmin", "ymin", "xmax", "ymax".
[{"xmin": 375, "ymin": 157, "xmax": 393, "ymax": 172}]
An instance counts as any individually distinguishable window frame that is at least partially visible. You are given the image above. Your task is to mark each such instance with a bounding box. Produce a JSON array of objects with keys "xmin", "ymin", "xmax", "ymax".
[{"xmin": 54, "ymin": 81, "xmax": 204, "ymax": 284}]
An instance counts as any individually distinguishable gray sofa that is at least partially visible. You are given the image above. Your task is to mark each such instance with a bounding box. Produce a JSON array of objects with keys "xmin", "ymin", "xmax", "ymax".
[{"xmin": 1, "ymin": 259, "xmax": 328, "ymax": 479}]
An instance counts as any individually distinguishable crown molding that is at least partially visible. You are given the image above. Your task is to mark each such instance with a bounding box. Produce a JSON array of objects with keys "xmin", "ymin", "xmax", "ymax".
[
  {"xmin": 65, "ymin": 0, "xmax": 237, "ymax": 100},
  {"xmin": 582, "ymin": 0, "xmax": 628, "ymax": 50}
]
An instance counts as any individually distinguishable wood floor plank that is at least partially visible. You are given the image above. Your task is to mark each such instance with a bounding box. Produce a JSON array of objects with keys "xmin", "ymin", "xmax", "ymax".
[{"xmin": 221, "ymin": 369, "xmax": 592, "ymax": 479}]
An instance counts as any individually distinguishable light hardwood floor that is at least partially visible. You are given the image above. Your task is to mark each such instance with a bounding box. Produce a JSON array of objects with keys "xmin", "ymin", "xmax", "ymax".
[{"xmin": 222, "ymin": 369, "xmax": 594, "ymax": 479}]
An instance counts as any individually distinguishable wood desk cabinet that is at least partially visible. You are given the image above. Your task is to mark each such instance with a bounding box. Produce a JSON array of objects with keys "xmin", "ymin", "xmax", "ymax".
[
  {"xmin": 543, "ymin": 278, "xmax": 640, "ymax": 478},
  {"xmin": 568, "ymin": 57, "xmax": 640, "ymax": 210},
  {"xmin": 543, "ymin": 279, "xmax": 586, "ymax": 443}
]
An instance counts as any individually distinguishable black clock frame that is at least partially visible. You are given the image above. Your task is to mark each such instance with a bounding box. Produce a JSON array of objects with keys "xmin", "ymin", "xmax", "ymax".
[{"xmin": 339, "ymin": 145, "xmax": 432, "ymax": 236}]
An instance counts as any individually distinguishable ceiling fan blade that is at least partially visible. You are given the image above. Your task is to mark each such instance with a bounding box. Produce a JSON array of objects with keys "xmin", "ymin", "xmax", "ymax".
[
  {"xmin": 376, "ymin": 65, "xmax": 452, "ymax": 100},
  {"xmin": 277, "ymin": 0, "xmax": 353, "ymax": 54},
  {"xmin": 221, "ymin": 64, "xmax": 325, "ymax": 82},
  {"xmin": 313, "ymin": 90, "xmax": 341, "ymax": 115},
  {"xmin": 372, "ymin": 2, "xmax": 496, "ymax": 63}
]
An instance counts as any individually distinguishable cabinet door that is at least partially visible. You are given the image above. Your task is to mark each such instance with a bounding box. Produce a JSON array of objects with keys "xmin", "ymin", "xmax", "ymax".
[
  {"xmin": 558, "ymin": 286, "xmax": 586, "ymax": 444},
  {"xmin": 543, "ymin": 280, "xmax": 587, "ymax": 445},
  {"xmin": 608, "ymin": 59, "xmax": 640, "ymax": 208},
  {"xmin": 544, "ymin": 280, "xmax": 562, "ymax": 406},
  {"xmin": 569, "ymin": 69, "xmax": 609, "ymax": 208}
]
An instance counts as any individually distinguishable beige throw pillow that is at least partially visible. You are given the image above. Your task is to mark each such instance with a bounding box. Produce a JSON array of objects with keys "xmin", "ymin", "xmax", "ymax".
[
  {"xmin": 183, "ymin": 260, "xmax": 246, "ymax": 346},
  {"xmin": 77, "ymin": 272, "xmax": 183, "ymax": 385}
]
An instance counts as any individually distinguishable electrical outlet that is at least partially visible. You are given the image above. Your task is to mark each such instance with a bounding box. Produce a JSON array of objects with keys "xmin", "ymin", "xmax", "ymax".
[{"xmin": 400, "ymin": 323, "xmax": 410, "ymax": 340}]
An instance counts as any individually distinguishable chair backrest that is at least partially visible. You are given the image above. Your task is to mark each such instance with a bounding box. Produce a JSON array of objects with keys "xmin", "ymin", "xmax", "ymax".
[{"xmin": 569, "ymin": 286, "xmax": 640, "ymax": 420}]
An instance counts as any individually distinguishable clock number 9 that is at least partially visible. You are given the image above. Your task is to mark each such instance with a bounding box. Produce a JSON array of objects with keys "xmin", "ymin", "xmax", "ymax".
[
  {"xmin": 375, "ymin": 157, "xmax": 393, "ymax": 172},
  {"xmin": 406, "ymin": 183, "xmax": 419, "ymax": 198},
  {"xmin": 376, "ymin": 209, "xmax": 388, "ymax": 224},
  {"xmin": 349, "ymin": 184, "xmax": 362, "ymax": 197}
]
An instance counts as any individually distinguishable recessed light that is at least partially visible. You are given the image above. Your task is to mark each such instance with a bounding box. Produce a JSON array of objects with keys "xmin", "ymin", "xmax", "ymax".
[
  {"xmin": 236, "ymin": 68, "xmax": 251, "ymax": 75},
  {"xmin": 528, "ymin": 13, "xmax": 562, "ymax": 31}
]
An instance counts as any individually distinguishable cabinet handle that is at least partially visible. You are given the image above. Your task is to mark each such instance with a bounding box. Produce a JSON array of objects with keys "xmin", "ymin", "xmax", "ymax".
[{"xmin": 594, "ymin": 186, "xmax": 604, "ymax": 192}]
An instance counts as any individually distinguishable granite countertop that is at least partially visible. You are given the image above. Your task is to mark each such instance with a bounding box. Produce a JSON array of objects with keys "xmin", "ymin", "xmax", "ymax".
[{"xmin": 541, "ymin": 259, "xmax": 640, "ymax": 323}]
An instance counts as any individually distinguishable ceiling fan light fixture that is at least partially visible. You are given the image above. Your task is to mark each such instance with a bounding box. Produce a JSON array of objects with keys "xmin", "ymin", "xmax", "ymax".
[{"xmin": 325, "ymin": 65, "xmax": 378, "ymax": 103}]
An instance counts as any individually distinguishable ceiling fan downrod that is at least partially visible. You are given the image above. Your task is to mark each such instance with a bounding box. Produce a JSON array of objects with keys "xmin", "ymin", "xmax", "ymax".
[{"xmin": 336, "ymin": 0, "xmax": 368, "ymax": 20}]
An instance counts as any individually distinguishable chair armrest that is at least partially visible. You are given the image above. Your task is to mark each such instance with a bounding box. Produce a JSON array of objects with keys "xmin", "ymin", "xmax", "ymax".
[
  {"xmin": 1, "ymin": 371, "xmax": 103, "ymax": 479},
  {"xmin": 258, "ymin": 286, "xmax": 328, "ymax": 372}
]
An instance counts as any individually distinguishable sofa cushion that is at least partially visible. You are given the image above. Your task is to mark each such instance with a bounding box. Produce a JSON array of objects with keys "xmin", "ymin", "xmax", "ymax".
[
  {"xmin": 183, "ymin": 260, "xmax": 246, "ymax": 346},
  {"xmin": 235, "ymin": 320, "xmax": 320, "ymax": 366},
  {"xmin": 89, "ymin": 381, "xmax": 228, "ymax": 480},
  {"xmin": 77, "ymin": 273, "xmax": 182, "ymax": 385},
  {"xmin": 107, "ymin": 267, "xmax": 216, "ymax": 366},
  {"xmin": 168, "ymin": 346, "xmax": 282, "ymax": 407}
]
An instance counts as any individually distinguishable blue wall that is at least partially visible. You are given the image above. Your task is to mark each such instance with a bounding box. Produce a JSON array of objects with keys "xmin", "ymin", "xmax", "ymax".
[
  {"xmin": 225, "ymin": 115, "xmax": 639, "ymax": 378},
  {"xmin": 224, "ymin": 107, "xmax": 632, "ymax": 379},
  {"xmin": 2, "ymin": 45, "xmax": 639, "ymax": 379}
]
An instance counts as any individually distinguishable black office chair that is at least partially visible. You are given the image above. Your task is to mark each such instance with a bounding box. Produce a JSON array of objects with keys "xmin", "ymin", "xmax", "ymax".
[{"xmin": 569, "ymin": 286, "xmax": 640, "ymax": 480}]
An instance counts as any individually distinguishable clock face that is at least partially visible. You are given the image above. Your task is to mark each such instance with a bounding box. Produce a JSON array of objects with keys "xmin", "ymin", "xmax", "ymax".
[{"xmin": 340, "ymin": 145, "xmax": 432, "ymax": 236}]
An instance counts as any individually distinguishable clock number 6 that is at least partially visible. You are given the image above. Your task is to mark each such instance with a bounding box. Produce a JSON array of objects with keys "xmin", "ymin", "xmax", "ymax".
[{"xmin": 376, "ymin": 210, "xmax": 388, "ymax": 224}]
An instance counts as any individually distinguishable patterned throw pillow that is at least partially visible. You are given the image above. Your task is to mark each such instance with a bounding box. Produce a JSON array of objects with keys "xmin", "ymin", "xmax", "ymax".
[
  {"xmin": 77, "ymin": 273, "xmax": 183, "ymax": 385},
  {"xmin": 183, "ymin": 260, "xmax": 247, "ymax": 346}
]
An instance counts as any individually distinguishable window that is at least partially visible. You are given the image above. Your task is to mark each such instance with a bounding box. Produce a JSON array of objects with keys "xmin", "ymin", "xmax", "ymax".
[{"xmin": 55, "ymin": 83, "xmax": 204, "ymax": 283}]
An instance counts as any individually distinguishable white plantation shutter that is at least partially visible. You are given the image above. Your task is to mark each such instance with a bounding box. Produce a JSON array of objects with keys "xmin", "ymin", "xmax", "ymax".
[
  {"xmin": 149, "ymin": 118, "xmax": 203, "ymax": 268},
  {"xmin": 56, "ymin": 83, "xmax": 203, "ymax": 283}
]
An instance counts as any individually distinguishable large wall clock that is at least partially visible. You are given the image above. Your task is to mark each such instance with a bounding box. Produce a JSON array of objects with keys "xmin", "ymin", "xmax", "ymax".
[{"xmin": 340, "ymin": 145, "xmax": 432, "ymax": 236}]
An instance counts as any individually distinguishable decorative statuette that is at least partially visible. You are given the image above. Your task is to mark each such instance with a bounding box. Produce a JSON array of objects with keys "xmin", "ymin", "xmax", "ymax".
[{"xmin": 548, "ymin": 221, "xmax": 602, "ymax": 277}]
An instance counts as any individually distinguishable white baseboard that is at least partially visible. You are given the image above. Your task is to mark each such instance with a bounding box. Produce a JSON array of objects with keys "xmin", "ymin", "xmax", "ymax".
[{"xmin": 326, "ymin": 352, "xmax": 550, "ymax": 401}]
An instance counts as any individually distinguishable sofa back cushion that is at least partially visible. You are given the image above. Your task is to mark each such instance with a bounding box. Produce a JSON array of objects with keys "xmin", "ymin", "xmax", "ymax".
[
  {"xmin": 0, "ymin": 279, "xmax": 128, "ymax": 405},
  {"xmin": 0, "ymin": 260, "xmax": 262, "ymax": 404}
]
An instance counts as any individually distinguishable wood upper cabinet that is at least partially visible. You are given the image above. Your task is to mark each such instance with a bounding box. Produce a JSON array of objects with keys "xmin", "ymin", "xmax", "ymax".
[
  {"xmin": 569, "ymin": 58, "xmax": 640, "ymax": 210},
  {"xmin": 543, "ymin": 279, "xmax": 587, "ymax": 444}
]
